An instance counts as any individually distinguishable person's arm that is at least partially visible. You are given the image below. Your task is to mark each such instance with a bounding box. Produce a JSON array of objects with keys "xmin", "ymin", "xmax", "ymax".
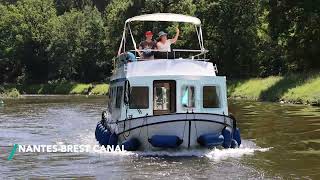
[
  {"xmin": 170, "ymin": 27, "xmax": 180, "ymax": 44},
  {"xmin": 156, "ymin": 42, "xmax": 161, "ymax": 49},
  {"xmin": 136, "ymin": 45, "xmax": 143, "ymax": 57}
]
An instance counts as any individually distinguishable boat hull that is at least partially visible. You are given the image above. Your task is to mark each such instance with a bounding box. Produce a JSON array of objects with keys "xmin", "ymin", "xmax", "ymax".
[{"xmin": 101, "ymin": 113, "xmax": 236, "ymax": 150}]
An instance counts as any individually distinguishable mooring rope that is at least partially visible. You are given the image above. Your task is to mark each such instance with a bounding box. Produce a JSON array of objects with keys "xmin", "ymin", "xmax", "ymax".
[
  {"xmin": 182, "ymin": 112, "xmax": 187, "ymax": 140},
  {"xmin": 193, "ymin": 111, "xmax": 199, "ymax": 138},
  {"xmin": 138, "ymin": 116, "xmax": 145, "ymax": 137},
  {"xmin": 123, "ymin": 105, "xmax": 131, "ymax": 139},
  {"xmin": 138, "ymin": 114, "xmax": 149, "ymax": 138},
  {"xmin": 146, "ymin": 114, "xmax": 149, "ymax": 139}
]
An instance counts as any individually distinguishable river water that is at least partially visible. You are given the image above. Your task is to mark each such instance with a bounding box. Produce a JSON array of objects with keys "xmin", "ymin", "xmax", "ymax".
[{"xmin": 0, "ymin": 96, "xmax": 319, "ymax": 179}]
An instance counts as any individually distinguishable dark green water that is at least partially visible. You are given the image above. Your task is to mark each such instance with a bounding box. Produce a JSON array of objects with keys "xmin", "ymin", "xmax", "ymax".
[{"xmin": 0, "ymin": 96, "xmax": 319, "ymax": 179}]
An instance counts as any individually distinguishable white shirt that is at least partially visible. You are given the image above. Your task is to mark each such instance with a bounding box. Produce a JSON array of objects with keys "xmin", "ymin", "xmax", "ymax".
[{"xmin": 157, "ymin": 40, "xmax": 172, "ymax": 52}]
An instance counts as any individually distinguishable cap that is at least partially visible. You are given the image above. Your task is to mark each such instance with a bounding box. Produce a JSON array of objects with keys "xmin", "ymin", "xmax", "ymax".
[
  {"xmin": 145, "ymin": 31, "xmax": 153, "ymax": 36},
  {"xmin": 158, "ymin": 31, "xmax": 167, "ymax": 37}
]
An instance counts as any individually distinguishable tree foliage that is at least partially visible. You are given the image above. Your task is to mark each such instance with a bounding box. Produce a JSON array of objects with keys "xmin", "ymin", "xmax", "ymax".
[
  {"xmin": 0, "ymin": 0, "xmax": 319, "ymax": 83},
  {"xmin": 0, "ymin": 0, "xmax": 108, "ymax": 83}
]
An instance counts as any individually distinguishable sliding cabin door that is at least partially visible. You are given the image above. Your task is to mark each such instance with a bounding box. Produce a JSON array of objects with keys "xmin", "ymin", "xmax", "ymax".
[{"xmin": 153, "ymin": 80, "xmax": 176, "ymax": 115}]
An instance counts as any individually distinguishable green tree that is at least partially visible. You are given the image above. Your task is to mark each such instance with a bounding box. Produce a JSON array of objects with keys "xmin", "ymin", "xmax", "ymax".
[
  {"xmin": 266, "ymin": 0, "xmax": 320, "ymax": 73},
  {"xmin": 0, "ymin": 0, "xmax": 56, "ymax": 83},
  {"xmin": 0, "ymin": 4, "xmax": 24, "ymax": 83},
  {"xmin": 54, "ymin": 0, "xmax": 93, "ymax": 15},
  {"xmin": 47, "ymin": 6, "xmax": 109, "ymax": 82},
  {"xmin": 196, "ymin": 0, "xmax": 260, "ymax": 78},
  {"xmin": 17, "ymin": 0, "xmax": 57, "ymax": 83},
  {"xmin": 1, "ymin": 0, "xmax": 320, "ymax": 84}
]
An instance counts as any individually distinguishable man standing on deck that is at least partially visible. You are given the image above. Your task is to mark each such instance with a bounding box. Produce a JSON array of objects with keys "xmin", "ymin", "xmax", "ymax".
[{"xmin": 137, "ymin": 31, "xmax": 157, "ymax": 60}]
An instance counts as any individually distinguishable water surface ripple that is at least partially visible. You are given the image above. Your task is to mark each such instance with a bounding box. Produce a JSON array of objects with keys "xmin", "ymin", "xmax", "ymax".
[{"xmin": 0, "ymin": 96, "xmax": 319, "ymax": 179}]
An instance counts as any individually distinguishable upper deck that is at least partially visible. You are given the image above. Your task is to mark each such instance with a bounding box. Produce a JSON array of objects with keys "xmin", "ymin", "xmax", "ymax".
[
  {"xmin": 111, "ymin": 59, "xmax": 218, "ymax": 82},
  {"xmin": 112, "ymin": 13, "xmax": 217, "ymax": 82}
]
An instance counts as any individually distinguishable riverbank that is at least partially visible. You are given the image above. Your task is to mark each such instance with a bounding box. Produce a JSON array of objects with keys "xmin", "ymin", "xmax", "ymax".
[
  {"xmin": 1, "ymin": 74, "xmax": 320, "ymax": 106},
  {"xmin": 0, "ymin": 83, "xmax": 109, "ymax": 98},
  {"xmin": 228, "ymin": 74, "xmax": 320, "ymax": 106}
]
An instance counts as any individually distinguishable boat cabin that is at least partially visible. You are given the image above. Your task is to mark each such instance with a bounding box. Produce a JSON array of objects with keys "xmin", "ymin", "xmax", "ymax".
[
  {"xmin": 107, "ymin": 13, "xmax": 228, "ymax": 122},
  {"xmin": 108, "ymin": 59, "xmax": 228, "ymax": 122}
]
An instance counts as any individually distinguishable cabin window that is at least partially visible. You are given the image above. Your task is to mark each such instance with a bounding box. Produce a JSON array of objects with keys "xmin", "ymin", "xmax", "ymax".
[
  {"xmin": 181, "ymin": 86, "xmax": 195, "ymax": 108},
  {"xmin": 154, "ymin": 86, "xmax": 170, "ymax": 110},
  {"xmin": 153, "ymin": 80, "xmax": 176, "ymax": 115},
  {"xmin": 115, "ymin": 86, "xmax": 123, "ymax": 108},
  {"xmin": 129, "ymin": 87, "xmax": 149, "ymax": 109},
  {"xmin": 203, "ymin": 86, "xmax": 220, "ymax": 108}
]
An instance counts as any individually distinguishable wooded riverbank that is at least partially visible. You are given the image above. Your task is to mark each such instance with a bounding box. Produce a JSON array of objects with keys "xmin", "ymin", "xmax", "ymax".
[
  {"xmin": 0, "ymin": 83, "xmax": 109, "ymax": 98},
  {"xmin": 2, "ymin": 74, "xmax": 319, "ymax": 106}
]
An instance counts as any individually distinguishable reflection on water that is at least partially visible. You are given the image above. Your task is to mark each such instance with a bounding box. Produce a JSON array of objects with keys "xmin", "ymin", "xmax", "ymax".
[{"xmin": 0, "ymin": 96, "xmax": 319, "ymax": 179}]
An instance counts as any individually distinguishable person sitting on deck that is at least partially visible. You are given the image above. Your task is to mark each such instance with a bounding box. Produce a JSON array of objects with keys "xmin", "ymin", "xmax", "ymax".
[
  {"xmin": 156, "ymin": 27, "xmax": 180, "ymax": 53},
  {"xmin": 136, "ymin": 31, "xmax": 157, "ymax": 60}
]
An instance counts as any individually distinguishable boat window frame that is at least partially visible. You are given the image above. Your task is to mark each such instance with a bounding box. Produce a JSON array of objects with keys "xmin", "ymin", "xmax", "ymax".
[
  {"xmin": 153, "ymin": 80, "xmax": 176, "ymax": 115},
  {"xmin": 129, "ymin": 86, "xmax": 149, "ymax": 109},
  {"xmin": 181, "ymin": 85, "xmax": 196, "ymax": 108},
  {"xmin": 202, "ymin": 85, "xmax": 221, "ymax": 108}
]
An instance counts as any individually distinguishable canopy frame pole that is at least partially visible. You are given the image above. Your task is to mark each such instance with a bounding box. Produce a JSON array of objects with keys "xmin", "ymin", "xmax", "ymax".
[
  {"xmin": 199, "ymin": 26, "xmax": 204, "ymax": 50},
  {"xmin": 195, "ymin": 25, "xmax": 202, "ymax": 50},
  {"xmin": 117, "ymin": 24, "xmax": 127, "ymax": 56},
  {"xmin": 127, "ymin": 23, "xmax": 137, "ymax": 50},
  {"xmin": 124, "ymin": 25, "xmax": 126, "ymax": 53}
]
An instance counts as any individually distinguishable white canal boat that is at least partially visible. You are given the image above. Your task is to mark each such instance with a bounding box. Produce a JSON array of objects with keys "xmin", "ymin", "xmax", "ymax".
[{"xmin": 95, "ymin": 13, "xmax": 241, "ymax": 151}]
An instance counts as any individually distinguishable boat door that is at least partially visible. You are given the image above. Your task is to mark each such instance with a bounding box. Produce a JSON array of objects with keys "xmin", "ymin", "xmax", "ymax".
[{"xmin": 153, "ymin": 80, "xmax": 176, "ymax": 115}]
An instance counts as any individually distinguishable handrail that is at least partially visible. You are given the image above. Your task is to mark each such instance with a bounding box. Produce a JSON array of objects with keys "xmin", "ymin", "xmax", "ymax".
[
  {"xmin": 135, "ymin": 58, "xmax": 210, "ymax": 62},
  {"xmin": 118, "ymin": 49, "xmax": 210, "ymax": 62},
  {"xmin": 128, "ymin": 49, "xmax": 208, "ymax": 53},
  {"xmin": 188, "ymin": 49, "xmax": 208, "ymax": 59},
  {"xmin": 172, "ymin": 49, "xmax": 208, "ymax": 53}
]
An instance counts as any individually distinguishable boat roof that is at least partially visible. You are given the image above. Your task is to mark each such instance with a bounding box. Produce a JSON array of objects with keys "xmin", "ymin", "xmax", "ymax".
[
  {"xmin": 124, "ymin": 59, "xmax": 216, "ymax": 78},
  {"xmin": 125, "ymin": 13, "xmax": 201, "ymax": 25}
]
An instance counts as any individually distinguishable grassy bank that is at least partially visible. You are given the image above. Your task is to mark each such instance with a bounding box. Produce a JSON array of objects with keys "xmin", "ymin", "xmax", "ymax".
[
  {"xmin": 0, "ymin": 83, "xmax": 109, "ymax": 98},
  {"xmin": 2, "ymin": 75, "xmax": 320, "ymax": 106},
  {"xmin": 0, "ymin": 87, "xmax": 20, "ymax": 98},
  {"xmin": 228, "ymin": 74, "xmax": 320, "ymax": 105}
]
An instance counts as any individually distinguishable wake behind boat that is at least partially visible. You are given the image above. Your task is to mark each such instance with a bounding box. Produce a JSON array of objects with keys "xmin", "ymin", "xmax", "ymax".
[{"xmin": 95, "ymin": 13, "xmax": 241, "ymax": 151}]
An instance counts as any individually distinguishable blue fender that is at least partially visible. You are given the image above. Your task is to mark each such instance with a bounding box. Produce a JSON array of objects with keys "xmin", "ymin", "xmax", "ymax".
[
  {"xmin": 97, "ymin": 124, "xmax": 105, "ymax": 144},
  {"xmin": 148, "ymin": 135, "xmax": 183, "ymax": 148},
  {"xmin": 197, "ymin": 133, "xmax": 224, "ymax": 148},
  {"xmin": 122, "ymin": 138, "xmax": 141, "ymax": 151},
  {"xmin": 233, "ymin": 128, "xmax": 241, "ymax": 146},
  {"xmin": 95, "ymin": 122, "xmax": 104, "ymax": 143},
  {"xmin": 222, "ymin": 127, "xmax": 232, "ymax": 148},
  {"xmin": 108, "ymin": 132, "xmax": 118, "ymax": 146},
  {"xmin": 230, "ymin": 139, "xmax": 238, "ymax": 148},
  {"xmin": 100, "ymin": 130, "xmax": 111, "ymax": 146},
  {"xmin": 95, "ymin": 123, "xmax": 100, "ymax": 142}
]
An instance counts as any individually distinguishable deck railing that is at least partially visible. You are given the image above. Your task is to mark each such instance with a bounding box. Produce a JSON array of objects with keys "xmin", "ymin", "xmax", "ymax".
[
  {"xmin": 128, "ymin": 49, "xmax": 209, "ymax": 61},
  {"xmin": 113, "ymin": 49, "xmax": 210, "ymax": 71}
]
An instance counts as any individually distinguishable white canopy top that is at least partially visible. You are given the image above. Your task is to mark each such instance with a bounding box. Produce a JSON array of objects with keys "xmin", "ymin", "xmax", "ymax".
[{"xmin": 125, "ymin": 13, "xmax": 201, "ymax": 25}]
